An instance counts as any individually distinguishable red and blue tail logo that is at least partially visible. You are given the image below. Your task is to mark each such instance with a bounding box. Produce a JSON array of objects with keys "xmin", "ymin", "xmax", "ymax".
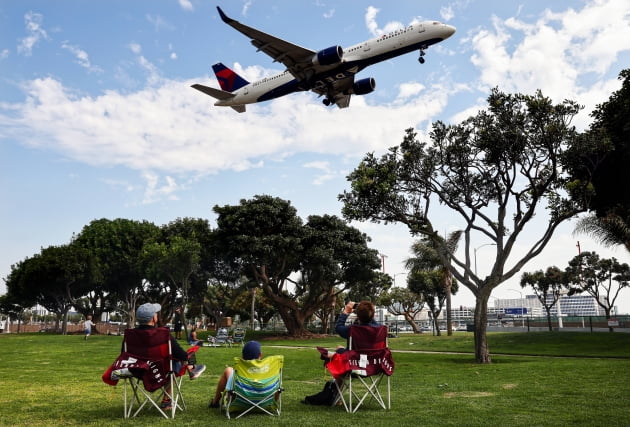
[{"xmin": 212, "ymin": 63, "xmax": 249, "ymax": 92}]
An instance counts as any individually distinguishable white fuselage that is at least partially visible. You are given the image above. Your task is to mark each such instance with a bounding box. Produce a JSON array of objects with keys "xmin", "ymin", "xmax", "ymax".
[{"xmin": 215, "ymin": 21, "xmax": 456, "ymax": 107}]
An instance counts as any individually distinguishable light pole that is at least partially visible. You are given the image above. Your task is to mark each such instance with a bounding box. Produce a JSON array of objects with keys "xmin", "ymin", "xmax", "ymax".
[
  {"xmin": 474, "ymin": 243, "xmax": 496, "ymax": 276},
  {"xmin": 379, "ymin": 253, "xmax": 388, "ymax": 273}
]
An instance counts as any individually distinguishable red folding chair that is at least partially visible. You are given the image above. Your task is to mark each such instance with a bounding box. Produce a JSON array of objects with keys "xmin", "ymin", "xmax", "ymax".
[
  {"xmin": 102, "ymin": 327, "xmax": 196, "ymax": 419},
  {"xmin": 319, "ymin": 325, "xmax": 394, "ymax": 412}
]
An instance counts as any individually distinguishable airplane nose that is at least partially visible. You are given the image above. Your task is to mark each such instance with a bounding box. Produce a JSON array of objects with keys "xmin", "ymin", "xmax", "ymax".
[{"xmin": 443, "ymin": 24, "xmax": 456, "ymax": 38}]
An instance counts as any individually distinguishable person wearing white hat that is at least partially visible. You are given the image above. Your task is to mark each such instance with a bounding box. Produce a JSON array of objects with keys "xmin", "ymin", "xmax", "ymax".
[{"xmin": 132, "ymin": 302, "xmax": 207, "ymax": 410}]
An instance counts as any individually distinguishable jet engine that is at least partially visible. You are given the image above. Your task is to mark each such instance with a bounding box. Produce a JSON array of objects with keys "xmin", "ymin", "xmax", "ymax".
[
  {"xmin": 311, "ymin": 46, "xmax": 343, "ymax": 66},
  {"xmin": 349, "ymin": 77, "xmax": 376, "ymax": 95}
]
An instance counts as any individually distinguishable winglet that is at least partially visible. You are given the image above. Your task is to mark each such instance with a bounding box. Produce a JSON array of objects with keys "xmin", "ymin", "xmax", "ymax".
[{"xmin": 216, "ymin": 6, "xmax": 234, "ymax": 24}]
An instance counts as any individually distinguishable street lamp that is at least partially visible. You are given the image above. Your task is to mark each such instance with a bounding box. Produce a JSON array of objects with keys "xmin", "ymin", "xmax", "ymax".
[{"xmin": 474, "ymin": 243, "xmax": 496, "ymax": 276}]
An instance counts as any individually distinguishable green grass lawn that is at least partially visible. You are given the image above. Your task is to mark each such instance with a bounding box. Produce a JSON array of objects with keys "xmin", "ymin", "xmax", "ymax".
[{"xmin": 0, "ymin": 331, "xmax": 628, "ymax": 426}]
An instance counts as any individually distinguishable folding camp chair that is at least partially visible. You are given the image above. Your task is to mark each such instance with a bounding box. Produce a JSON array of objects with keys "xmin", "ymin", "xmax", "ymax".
[
  {"xmin": 321, "ymin": 325, "xmax": 394, "ymax": 413},
  {"xmin": 102, "ymin": 327, "xmax": 196, "ymax": 419},
  {"xmin": 215, "ymin": 327, "xmax": 233, "ymax": 347},
  {"xmin": 232, "ymin": 327, "xmax": 246, "ymax": 346},
  {"xmin": 222, "ymin": 355, "xmax": 284, "ymax": 419}
]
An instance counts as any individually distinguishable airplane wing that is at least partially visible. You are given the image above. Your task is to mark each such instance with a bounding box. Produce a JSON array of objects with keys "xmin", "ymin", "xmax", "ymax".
[
  {"xmin": 311, "ymin": 75, "xmax": 355, "ymax": 109},
  {"xmin": 217, "ymin": 7, "xmax": 319, "ymax": 81}
]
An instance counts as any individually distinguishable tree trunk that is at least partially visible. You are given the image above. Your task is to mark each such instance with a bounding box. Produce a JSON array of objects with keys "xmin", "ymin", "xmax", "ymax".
[
  {"xmin": 273, "ymin": 300, "xmax": 310, "ymax": 336},
  {"xmin": 445, "ymin": 274, "xmax": 453, "ymax": 336},
  {"xmin": 403, "ymin": 312, "xmax": 420, "ymax": 333},
  {"xmin": 62, "ymin": 310, "xmax": 69, "ymax": 335},
  {"xmin": 473, "ymin": 297, "xmax": 492, "ymax": 363},
  {"xmin": 605, "ymin": 308, "xmax": 614, "ymax": 332}
]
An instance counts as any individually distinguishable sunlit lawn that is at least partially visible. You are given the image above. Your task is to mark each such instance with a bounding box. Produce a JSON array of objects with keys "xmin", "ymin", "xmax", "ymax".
[{"xmin": 0, "ymin": 331, "xmax": 628, "ymax": 426}]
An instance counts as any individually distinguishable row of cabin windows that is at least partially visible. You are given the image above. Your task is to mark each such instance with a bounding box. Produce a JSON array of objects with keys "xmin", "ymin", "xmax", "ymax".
[{"xmin": 253, "ymin": 72, "xmax": 289, "ymax": 87}]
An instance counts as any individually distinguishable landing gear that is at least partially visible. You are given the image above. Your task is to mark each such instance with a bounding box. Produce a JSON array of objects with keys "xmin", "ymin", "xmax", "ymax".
[
  {"xmin": 323, "ymin": 98, "xmax": 331, "ymax": 106},
  {"xmin": 418, "ymin": 45, "xmax": 427, "ymax": 64}
]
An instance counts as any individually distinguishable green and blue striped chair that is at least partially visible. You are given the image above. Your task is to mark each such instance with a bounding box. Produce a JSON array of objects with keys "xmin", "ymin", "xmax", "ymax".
[{"xmin": 223, "ymin": 355, "xmax": 284, "ymax": 419}]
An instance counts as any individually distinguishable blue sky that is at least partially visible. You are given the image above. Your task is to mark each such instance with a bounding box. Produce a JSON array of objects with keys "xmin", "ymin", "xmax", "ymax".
[{"xmin": 2, "ymin": 0, "xmax": 630, "ymax": 313}]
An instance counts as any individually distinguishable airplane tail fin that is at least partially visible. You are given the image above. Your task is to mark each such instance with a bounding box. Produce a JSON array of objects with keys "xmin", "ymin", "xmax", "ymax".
[{"xmin": 212, "ymin": 62, "xmax": 249, "ymax": 92}]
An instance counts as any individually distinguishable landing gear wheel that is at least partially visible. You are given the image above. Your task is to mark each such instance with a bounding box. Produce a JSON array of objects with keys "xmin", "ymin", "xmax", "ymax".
[
  {"xmin": 323, "ymin": 99, "xmax": 331, "ymax": 106},
  {"xmin": 418, "ymin": 47, "xmax": 426, "ymax": 64}
]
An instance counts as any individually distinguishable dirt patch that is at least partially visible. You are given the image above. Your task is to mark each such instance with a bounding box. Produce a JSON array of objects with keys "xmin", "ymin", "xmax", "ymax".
[
  {"xmin": 443, "ymin": 391, "xmax": 495, "ymax": 398},
  {"xmin": 502, "ymin": 383, "xmax": 518, "ymax": 389}
]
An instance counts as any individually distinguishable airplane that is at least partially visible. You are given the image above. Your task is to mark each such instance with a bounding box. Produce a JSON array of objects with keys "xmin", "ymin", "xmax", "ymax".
[{"xmin": 192, "ymin": 6, "xmax": 456, "ymax": 112}]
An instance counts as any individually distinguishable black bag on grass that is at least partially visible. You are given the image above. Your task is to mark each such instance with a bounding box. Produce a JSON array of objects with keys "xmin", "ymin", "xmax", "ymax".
[{"xmin": 303, "ymin": 380, "xmax": 337, "ymax": 406}]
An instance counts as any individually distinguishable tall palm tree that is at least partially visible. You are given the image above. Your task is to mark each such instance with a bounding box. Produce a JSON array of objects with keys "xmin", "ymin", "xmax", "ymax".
[
  {"xmin": 574, "ymin": 213, "xmax": 630, "ymax": 253},
  {"xmin": 405, "ymin": 231, "xmax": 461, "ymax": 335}
]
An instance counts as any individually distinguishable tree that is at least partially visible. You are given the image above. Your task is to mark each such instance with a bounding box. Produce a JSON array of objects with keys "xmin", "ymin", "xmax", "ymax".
[
  {"xmin": 9, "ymin": 245, "xmax": 93, "ymax": 334},
  {"xmin": 379, "ymin": 287, "xmax": 424, "ymax": 333},
  {"xmin": 74, "ymin": 218, "xmax": 160, "ymax": 325},
  {"xmin": 565, "ymin": 251, "xmax": 630, "ymax": 330},
  {"xmin": 581, "ymin": 69, "xmax": 630, "ymax": 219},
  {"xmin": 571, "ymin": 69, "xmax": 630, "ymax": 253},
  {"xmin": 340, "ymin": 89, "xmax": 595, "ymax": 363},
  {"xmin": 1, "ymin": 265, "xmax": 38, "ymax": 333},
  {"xmin": 213, "ymin": 196, "xmax": 381, "ymax": 336},
  {"xmin": 140, "ymin": 235, "xmax": 201, "ymax": 327},
  {"xmin": 296, "ymin": 214, "xmax": 381, "ymax": 331},
  {"xmin": 346, "ymin": 271, "xmax": 392, "ymax": 303},
  {"xmin": 407, "ymin": 269, "xmax": 458, "ymax": 335},
  {"xmin": 574, "ymin": 214, "xmax": 630, "ymax": 253},
  {"xmin": 520, "ymin": 266, "xmax": 565, "ymax": 331},
  {"xmin": 214, "ymin": 195, "xmax": 304, "ymax": 334},
  {"xmin": 405, "ymin": 233, "xmax": 460, "ymax": 335}
]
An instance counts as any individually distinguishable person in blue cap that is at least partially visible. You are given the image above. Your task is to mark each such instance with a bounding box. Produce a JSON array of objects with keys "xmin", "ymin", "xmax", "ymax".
[{"xmin": 208, "ymin": 340, "xmax": 262, "ymax": 408}]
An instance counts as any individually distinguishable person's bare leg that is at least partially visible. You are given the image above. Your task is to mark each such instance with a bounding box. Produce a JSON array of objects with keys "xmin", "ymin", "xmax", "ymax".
[{"xmin": 211, "ymin": 367, "xmax": 233, "ymax": 404}]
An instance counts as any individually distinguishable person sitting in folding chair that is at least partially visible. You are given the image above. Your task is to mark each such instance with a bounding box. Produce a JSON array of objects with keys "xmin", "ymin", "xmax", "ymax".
[
  {"xmin": 214, "ymin": 327, "xmax": 232, "ymax": 346},
  {"xmin": 208, "ymin": 340, "xmax": 284, "ymax": 419},
  {"xmin": 335, "ymin": 300, "xmax": 381, "ymax": 347},
  {"xmin": 188, "ymin": 325, "xmax": 204, "ymax": 346},
  {"xmin": 103, "ymin": 303, "xmax": 206, "ymax": 417},
  {"xmin": 332, "ymin": 323, "xmax": 395, "ymax": 412},
  {"xmin": 304, "ymin": 300, "xmax": 389, "ymax": 408}
]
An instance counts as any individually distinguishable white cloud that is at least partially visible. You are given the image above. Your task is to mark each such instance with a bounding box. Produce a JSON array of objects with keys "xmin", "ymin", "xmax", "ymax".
[
  {"xmin": 242, "ymin": 1, "xmax": 253, "ymax": 17},
  {"xmin": 146, "ymin": 14, "xmax": 175, "ymax": 32},
  {"xmin": 0, "ymin": 49, "xmax": 8, "ymax": 59},
  {"xmin": 469, "ymin": 0, "xmax": 630, "ymax": 129},
  {"xmin": 440, "ymin": 6, "xmax": 454, "ymax": 21},
  {"xmin": 0, "ymin": 71, "xmax": 455, "ymax": 203},
  {"xmin": 142, "ymin": 172, "xmax": 181, "ymax": 204},
  {"xmin": 128, "ymin": 43, "xmax": 142, "ymax": 55},
  {"xmin": 61, "ymin": 42, "xmax": 102, "ymax": 73},
  {"xmin": 126, "ymin": 43, "xmax": 162, "ymax": 85},
  {"xmin": 179, "ymin": 0, "xmax": 193, "ymax": 12},
  {"xmin": 365, "ymin": 6, "xmax": 380, "ymax": 36},
  {"xmin": 303, "ymin": 161, "xmax": 339, "ymax": 185},
  {"xmin": 364, "ymin": 6, "xmax": 408, "ymax": 37},
  {"xmin": 18, "ymin": 11, "xmax": 49, "ymax": 56},
  {"xmin": 396, "ymin": 82, "xmax": 425, "ymax": 100},
  {"xmin": 323, "ymin": 9, "xmax": 335, "ymax": 19}
]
